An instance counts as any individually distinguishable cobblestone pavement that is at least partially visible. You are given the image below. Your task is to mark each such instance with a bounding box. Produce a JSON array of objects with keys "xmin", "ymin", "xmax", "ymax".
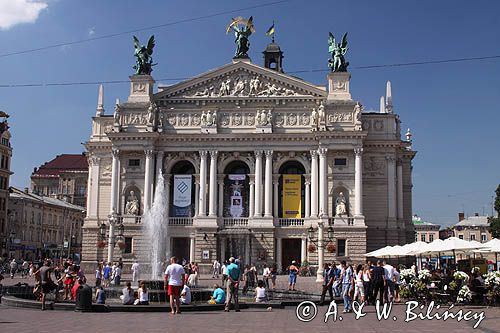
[{"xmin": 0, "ymin": 303, "xmax": 499, "ymax": 333}]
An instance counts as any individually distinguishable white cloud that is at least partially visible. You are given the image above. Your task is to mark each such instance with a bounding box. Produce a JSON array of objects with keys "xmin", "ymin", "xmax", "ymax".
[
  {"xmin": 88, "ymin": 26, "xmax": 95, "ymax": 36},
  {"xmin": 0, "ymin": 0, "xmax": 48, "ymax": 30}
]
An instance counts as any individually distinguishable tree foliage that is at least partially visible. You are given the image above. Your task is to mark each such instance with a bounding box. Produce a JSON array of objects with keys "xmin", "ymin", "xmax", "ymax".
[{"xmin": 489, "ymin": 184, "xmax": 500, "ymax": 238}]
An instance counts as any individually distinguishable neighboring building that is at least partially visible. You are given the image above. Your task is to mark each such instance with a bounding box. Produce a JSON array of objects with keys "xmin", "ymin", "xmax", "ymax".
[
  {"xmin": 439, "ymin": 227, "xmax": 454, "ymax": 240},
  {"xmin": 0, "ymin": 113, "xmax": 12, "ymax": 258},
  {"xmin": 31, "ymin": 154, "xmax": 88, "ymax": 207},
  {"xmin": 7, "ymin": 187, "xmax": 85, "ymax": 260},
  {"xmin": 412, "ymin": 214, "xmax": 440, "ymax": 243},
  {"xmin": 452, "ymin": 212, "xmax": 492, "ymax": 243},
  {"xmin": 82, "ymin": 39, "xmax": 416, "ymax": 273}
]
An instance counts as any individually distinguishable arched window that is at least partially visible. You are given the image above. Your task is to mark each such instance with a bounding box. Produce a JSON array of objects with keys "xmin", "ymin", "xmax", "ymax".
[
  {"xmin": 223, "ymin": 161, "xmax": 250, "ymax": 217},
  {"xmin": 170, "ymin": 161, "xmax": 196, "ymax": 217},
  {"xmin": 279, "ymin": 161, "xmax": 306, "ymax": 218}
]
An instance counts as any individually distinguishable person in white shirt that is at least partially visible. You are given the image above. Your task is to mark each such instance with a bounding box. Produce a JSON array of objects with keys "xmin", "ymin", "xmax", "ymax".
[
  {"xmin": 164, "ymin": 256, "xmax": 185, "ymax": 315},
  {"xmin": 121, "ymin": 282, "xmax": 134, "ymax": 305},
  {"xmin": 262, "ymin": 264, "xmax": 271, "ymax": 289},
  {"xmin": 221, "ymin": 261, "xmax": 228, "ymax": 287},
  {"xmin": 137, "ymin": 281, "xmax": 149, "ymax": 305},
  {"xmin": 255, "ymin": 280, "xmax": 267, "ymax": 302},
  {"xmin": 383, "ymin": 261, "xmax": 395, "ymax": 303},
  {"xmin": 131, "ymin": 261, "xmax": 140, "ymax": 284},
  {"xmin": 212, "ymin": 260, "xmax": 220, "ymax": 279},
  {"xmin": 180, "ymin": 284, "xmax": 191, "ymax": 305}
]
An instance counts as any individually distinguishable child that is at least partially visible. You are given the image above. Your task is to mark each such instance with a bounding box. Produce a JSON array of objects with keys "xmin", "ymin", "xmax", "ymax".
[{"xmin": 95, "ymin": 286, "xmax": 106, "ymax": 304}]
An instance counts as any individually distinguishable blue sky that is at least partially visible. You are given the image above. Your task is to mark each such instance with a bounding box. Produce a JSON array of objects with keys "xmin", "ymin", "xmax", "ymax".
[{"xmin": 0, "ymin": 0, "xmax": 498, "ymax": 226}]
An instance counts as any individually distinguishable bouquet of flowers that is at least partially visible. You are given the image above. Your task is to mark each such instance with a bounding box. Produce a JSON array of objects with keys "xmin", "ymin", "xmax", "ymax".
[
  {"xmin": 483, "ymin": 271, "xmax": 500, "ymax": 304},
  {"xmin": 453, "ymin": 271, "xmax": 470, "ymax": 284},
  {"xmin": 417, "ymin": 269, "xmax": 431, "ymax": 283},
  {"xmin": 456, "ymin": 285, "xmax": 472, "ymax": 303},
  {"xmin": 400, "ymin": 268, "xmax": 416, "ymax": 286}
]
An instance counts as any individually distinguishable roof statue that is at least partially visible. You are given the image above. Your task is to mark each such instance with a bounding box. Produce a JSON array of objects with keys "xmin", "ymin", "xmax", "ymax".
[
  {"xmin": 133, "ymin": 35, "xmax": 156, "ymax": 75},
  {"xmin": 328, "ymin": 32, "xmax": 349, "ymax": 72},
  {"xmin": 226, "ymin": 16, "xmax": 255, "ymax": 59}
]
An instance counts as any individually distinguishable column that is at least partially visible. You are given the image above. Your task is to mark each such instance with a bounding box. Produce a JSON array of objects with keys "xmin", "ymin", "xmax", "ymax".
[
  {"xmin": 209, "ymin": 150, "xmax": 218, "ymax": 217},
  {"xmin": 354, "ymin": 148, "xmax": 363, "ymax": 216},
  {"xmin": 276, "ymin": 237, "xmax": 282, "ymax": 272},
  {"xmin": 218, "ymin": 175, "xmax": 224, "ymax": 218},
  {"xmin": 156, "ymin": 151, "xmax": 164, "ymax": 176},
  {"xmin": 249, "ymin": 175, "xmax": 255, "ymax": 218},
  {"xmin": 110, "ymin": 148, "xmax": 120, "ymax": 214},
  {"xmin": 318, "ymin": 148, "xmax": 328, "ymax": 217},
  {"xmin": 397, "ymin": 160, "xmax": 404, "ymax": 220},
  {"xmin": 85, "ymin": 157, "xmax": 93, "ymax": 218},
  {"xmin": 310, "ymin": 150, "xmax": 318, "ymax": 217},
  {"xmin": 189, "ymin": 237, "xmax": 195, "ymax": 262},
  {"xmin": 305, "ymin": 176, "xmax": 311, "ymax": 218},
  {"xmin": 144, "ymin": 149, "xmax": 154, "ymax": 212},
  {"xmin": 301, "ymin": 237, "xmax": 307, "ymax": 264},
  {"xmin": 316, "ymin": 222, "xmax": 324, "ymax": 282},
  {"xmin": 220, "ymin": 238, "xmax": 226, "ymax": 261},
  {"xmin": 165, "ymin": 174, "xmax": 171, "ymax": 218},
  {"xmin": 194, "ymin": 175, "xmax": 200, "ymax": 217},
  {"xmin": 254, "ymin": 151, "xmax": 263, "ymax": 217},
  {"xmin": 264, "ymin": 150, "xmax": 273, "ymax": 217},
  {"xmin": 273, "ymin": 174, "xmax": 279, "ymax": 218},
  {"xmin": 386, "ymin": 156, "xmax": 397, "ymax": 219},
  {"xmin": 245, "ymin": 236, "xmax": 251, "ymax": 266},
  {"xmin": 198, "ymin": 151, "xmax": 208, "ymax": 217},
  {"xmin": 88, "ymin": 156, "xmax": 100, "ymax": 217}
]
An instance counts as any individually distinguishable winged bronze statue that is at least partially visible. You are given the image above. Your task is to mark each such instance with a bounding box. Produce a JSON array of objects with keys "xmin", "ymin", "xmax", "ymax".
[
  {"xmin": 133, "ymin": 35, "xmax": 156, "ymax": 75},
  {"xmin": 226, "ymin": 16, "xmax": 255, "ymax": 59},
  {"xmin": 328, "ymin": 32, "xmax": 349, "ymax": 72}
]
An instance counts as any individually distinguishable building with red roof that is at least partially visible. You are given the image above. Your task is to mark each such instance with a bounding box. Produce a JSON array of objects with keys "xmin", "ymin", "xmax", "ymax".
[{"xmin": 31, "ymin": 154, "xmax": 88, "ymax": 207}]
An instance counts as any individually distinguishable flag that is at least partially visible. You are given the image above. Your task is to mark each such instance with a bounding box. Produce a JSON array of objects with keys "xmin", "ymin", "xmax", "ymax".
[{"xmin": 265, "ymin": 22, "xmax": 275, "ymax": 36}]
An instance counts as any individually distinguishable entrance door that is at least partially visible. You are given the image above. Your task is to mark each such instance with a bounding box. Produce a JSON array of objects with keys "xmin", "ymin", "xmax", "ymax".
[
  {"xmin": 281, "ymin": 238, "xmax": 301, "ymax": 269},
  {"xmin": 171, "ymin": 237, "xmax": 190, "ymax": 262},
  {"xmin": 225, "ymin": 236, "xmax": 248, "ymax": 265}
]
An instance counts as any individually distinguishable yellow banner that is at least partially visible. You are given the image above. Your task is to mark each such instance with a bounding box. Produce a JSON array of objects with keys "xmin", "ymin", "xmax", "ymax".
[{"xmin": 282, "ymin": 175, "xmax": 302, "ymax": 218}]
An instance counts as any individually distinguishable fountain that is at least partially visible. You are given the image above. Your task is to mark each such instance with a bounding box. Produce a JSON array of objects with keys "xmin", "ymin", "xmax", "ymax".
[{"xmin": 142, "ymin": 170, "xmax": 168, "ymax": 279}]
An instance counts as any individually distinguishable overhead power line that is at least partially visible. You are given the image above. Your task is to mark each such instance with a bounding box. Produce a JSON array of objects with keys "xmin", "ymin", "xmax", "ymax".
[
  {"xmin": 0, "ymin": 54, "xmax": 499, "ymax": 88},
  {"xmin": 0, "ymin": 0, "xmax": 290, "ymax": 58}
]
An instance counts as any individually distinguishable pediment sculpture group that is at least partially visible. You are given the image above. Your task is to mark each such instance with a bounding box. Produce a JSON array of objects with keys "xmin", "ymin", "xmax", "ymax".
[{"xmin": 191, "ymin": 75, "xmax": 299, "ymax": 98}]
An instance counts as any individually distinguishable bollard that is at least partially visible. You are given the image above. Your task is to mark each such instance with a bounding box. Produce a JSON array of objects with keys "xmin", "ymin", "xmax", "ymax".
[{"xmin": 75, "ymin": 284, "xmax": 93, "ymax": 312}]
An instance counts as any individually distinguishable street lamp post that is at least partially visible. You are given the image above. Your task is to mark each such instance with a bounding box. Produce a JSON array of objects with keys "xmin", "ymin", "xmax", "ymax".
[
  {"xmin": 106, "ymin": 211, "xmax": 125, "ymax": 264},
  {"xmin": 307, "ymin": 224, "xmax": 335, "ymax": 282}
]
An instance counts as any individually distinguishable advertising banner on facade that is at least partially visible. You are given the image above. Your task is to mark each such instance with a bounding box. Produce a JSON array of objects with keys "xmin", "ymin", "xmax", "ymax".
[
  {"xmin": 282, "ymin": 174, "xmax": 302, "ymax": 218},
  {"xmin": 228, "ymin": 174, "xmax": 245, "ymax": 217},
  {"xmin": 173, "ymin": 175, "xmax": 192, "ymax": 216}
]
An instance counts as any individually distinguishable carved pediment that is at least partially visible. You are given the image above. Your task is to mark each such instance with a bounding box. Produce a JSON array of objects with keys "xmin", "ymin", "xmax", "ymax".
[{"xmin": 155, "ymin": 61, "xmax": 326, "ymax": 101}]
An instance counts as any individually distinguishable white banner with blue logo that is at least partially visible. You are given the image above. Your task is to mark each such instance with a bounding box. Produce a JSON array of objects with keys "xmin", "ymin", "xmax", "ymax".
[{"xmin": 173, "ymin": 175, "xmax": 192, "ymax": 216}]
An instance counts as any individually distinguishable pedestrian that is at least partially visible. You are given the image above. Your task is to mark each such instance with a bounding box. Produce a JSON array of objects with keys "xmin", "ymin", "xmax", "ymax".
[
  {"xmin": 131, "ymin": 260, "xmax": 140, "ymax": 284},
  {"xmin": 255, "ymin": 279, "xmax": 268, "ymax": 302},
  {"xmin": 332, "ymin": 263, "xmax": 342, "ymax": 297},
  {"xmin": 288, "ymin": 260, "xmax": 299, "ymax": 291},
  {"xmin": 212, "ymin": 259, "xmax": 220, "ymax": 279},
  {"xmin": 103, "ymin": 262, "xmax": 112, "ymax": 287},
  {"xmin": 270, "ymin": 263, "xmax": 277, "ymax": 290},
  {"xmin": 137, "ymin": 281, "xmax": 149, "ymax": 305},
  {"xmin": 121, "ymin": 281, "xmax": 134, "ymax": 305},
  {"xmin": 371, "ymin": 260, "xmax": 386, "ymax": 305},
  {"xmin": 95, "ymin": 263, "xmax": 102, "ymax": 287},
  {"xmin": 221, "ymin": 260, "xmax": 228, "ymax": 287},
  {"xmin": 394, "ymin": 266, "xmax": 401, "ymax": 302},
  {"xmin": 164, "ymin": 256, "xmax": 185, "ymax": 315},
  {"xmin": 242, "ymin": 265, "xmax": 250, "ymax": 295},
  {"xmin": 353, "ymin": 264, "xmax": 365, "ymax": 304},
  {"xmin": 114, "ymin": 263, "xmax": 122, "ymax": 286},
  {"xmin": 383, "ymin": 261, "xmax": 395, "ymax": 303},
  {"xmin": 362, "ymin": 263, "xmax": 372, "ymax": 304},
  {"xmin": 38, "ymin": 259, "xmax": 56, "ymax": 311},
  {"xmin": 10, "ymin": 259, "xmax": 17, "ymax": 279},
  {"xmin": 340, "ymin": 260, "xmax": 353, "ymax": 313},
  {"xmin": 320, "ymin": 263, "xmax": 334, "ymax": 305},
  {"xmin": 262, "ymin": 264, "xmax": 271, "ymax": 289},
  {"xmin": 224, "ymin": 257, "xmax": 241, "ymax": 312},
  {"xmin": 21, "ymin": 260, "xmax": 29, "ymax": 278}
]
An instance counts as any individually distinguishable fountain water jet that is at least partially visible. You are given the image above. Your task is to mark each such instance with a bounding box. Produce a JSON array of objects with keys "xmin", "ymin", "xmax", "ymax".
[{"xmin": 142, "ymin": 170, "xmax": 168, "ymax": 279}]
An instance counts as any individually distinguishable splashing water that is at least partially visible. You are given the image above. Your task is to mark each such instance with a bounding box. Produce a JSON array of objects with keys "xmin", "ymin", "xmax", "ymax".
[{"xmin": 143, "ymin": 170, "xmax": 168, "ymax": 279}]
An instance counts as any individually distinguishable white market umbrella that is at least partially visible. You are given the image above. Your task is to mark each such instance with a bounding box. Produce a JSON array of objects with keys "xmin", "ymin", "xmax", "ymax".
[
  {"xmin": 364, "ymin": 246, "xmax": 393, "ymax": 257},
  {"xmin": 397, "ymin": 241, "xmax": 428, "ymax": 257},
  {"xmin": 474, "ymin": 238, "xmax": 500, "ymax": 253},
  {"xmin": 411, "ymin": 239, "xmax": 445, "ymax": 256}
]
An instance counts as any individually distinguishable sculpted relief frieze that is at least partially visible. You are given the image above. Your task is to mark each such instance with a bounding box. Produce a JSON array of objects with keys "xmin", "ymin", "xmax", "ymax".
[
  {"xmin": 181, "ymin": 72, "xmax": 304, "ymax": 98},
  {"xmin": 363, "ymin": 156, "xmax": 385, "ymax": 177}
]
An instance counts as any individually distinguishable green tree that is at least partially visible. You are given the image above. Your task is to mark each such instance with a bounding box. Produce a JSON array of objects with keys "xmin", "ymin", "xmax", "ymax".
[{"xmin": 489, "ymin": 184, "xmax": 500, "ymax": 238}]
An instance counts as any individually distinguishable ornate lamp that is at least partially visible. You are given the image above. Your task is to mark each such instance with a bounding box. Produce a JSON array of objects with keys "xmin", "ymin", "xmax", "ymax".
[
  {"xmin": 98, "ymin": 223, "xmax": 106, "ymax": 240},
  {"xmin": 307, "ymin": 226, "xmax": 315, "ymax": 241},
  {"xmin": 327, "ymin": 226, "xmax": 334, "ymax": 240}
]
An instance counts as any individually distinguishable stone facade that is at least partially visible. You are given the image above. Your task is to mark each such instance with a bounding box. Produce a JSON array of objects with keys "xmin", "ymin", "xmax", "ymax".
[
  {"xmin": 8, "ymin": 187, "xmax": 85, "ymax": 260},
  {"xmin": 413, "ymin": 214, "xmax": 440, "ymax": 243},
  {"xmin": 82, "ymin": 54, "xmax": 416, "ymax": 276},
  {"xmin": 0, "ymin": 123, "xmax": 12, "ymax": 258}
]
